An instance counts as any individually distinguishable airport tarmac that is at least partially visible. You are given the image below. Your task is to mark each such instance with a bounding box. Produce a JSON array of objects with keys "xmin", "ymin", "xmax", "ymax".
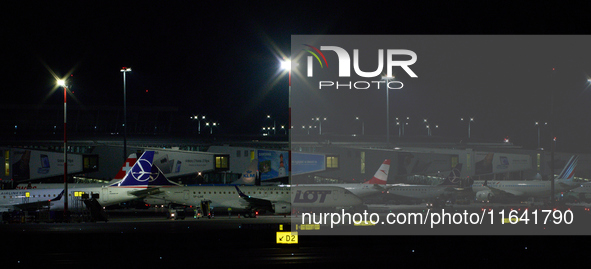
[{"xmin": 0, "ymin": 208, "xmax": 588, "ymax": 267}]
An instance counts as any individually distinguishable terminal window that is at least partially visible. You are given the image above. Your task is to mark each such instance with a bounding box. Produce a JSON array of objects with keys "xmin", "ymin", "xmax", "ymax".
[
  {"xmin": 215, "ymin": 156, "xmax": 229, "ymax": 169},
  {"xmin": 326, "ymin": 155, "xmax": 339, "ymax": 169}
]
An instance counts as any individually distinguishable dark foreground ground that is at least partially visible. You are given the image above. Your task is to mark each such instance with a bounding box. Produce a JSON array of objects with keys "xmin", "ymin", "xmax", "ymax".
[{"xmin": 0, "ymin": 210, "xmax": 587, "ymax": 267}]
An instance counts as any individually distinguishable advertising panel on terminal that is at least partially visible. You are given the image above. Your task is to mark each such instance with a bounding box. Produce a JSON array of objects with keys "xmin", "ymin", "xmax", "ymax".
[
  {"xmin": 257, "ymin": 149, "xmax": 289, "ymax": 181},
  {"xmin": 151, "ymin": 151, "xmax": 214, "ymax": 178},
  {"xmin": 11, "ymin": 149, "xmax": 83, "ymax": 182}
]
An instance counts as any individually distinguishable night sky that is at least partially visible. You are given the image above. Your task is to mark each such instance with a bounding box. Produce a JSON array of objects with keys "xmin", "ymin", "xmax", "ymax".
[{"xmin": 3, "ymin": 2, "xmax": 591, "ymax": 151}]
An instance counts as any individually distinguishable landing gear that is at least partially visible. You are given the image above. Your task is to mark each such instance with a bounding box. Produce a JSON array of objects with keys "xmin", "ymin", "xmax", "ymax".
[{"xmin": 243, "ymin": 209, "xmax": 258, "ymax": 218}]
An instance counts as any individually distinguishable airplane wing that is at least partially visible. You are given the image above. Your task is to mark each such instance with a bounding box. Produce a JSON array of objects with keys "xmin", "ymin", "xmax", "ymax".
[
  {"xmin": 234, "ymin": 186, "xmax": 274, "ymax": 210},
  {"xmin": 372, "ymin": 184, "xmax": 386, "ymax": 190},
  {"xmin": 483, "ymin": 185, "xmax": 523, "ymax": 197},
  {"xmin": 11, "ymin": 190, "xmax": 65, "ymax": 211},
  {"xmin": 12, "ymin": 200, "xmax": 52, "ymax": 211},
  {"xmin": 128, "ymin": 187, "xmax": 163, "ymax": 198}
]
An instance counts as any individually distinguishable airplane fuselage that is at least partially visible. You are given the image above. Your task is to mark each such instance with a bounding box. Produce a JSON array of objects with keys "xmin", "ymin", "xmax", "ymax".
[
  {"xmin": 0, "ymin": 186, "xmax": 148, "ymax": 212},
  {"xmin": 471, "ymin": 180, "xmax": 579, "ymax": 198},
  {"xmin": 386, "ymin": 184, "xmax": 450, "ymax": 200},
  {"xmin": 294, "ymin": 183, "xmax": 386, "ymax": 198},
  {"xmin": 148, "ymin": 185, "xmax": 363, "ymax": 210}
]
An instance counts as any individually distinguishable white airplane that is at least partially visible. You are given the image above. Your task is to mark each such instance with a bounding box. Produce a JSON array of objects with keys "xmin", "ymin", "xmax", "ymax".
[
  {"xmin": 569, "ymin": 182, "xmax": 591, "ymax": 201},
  {"xmin": 147, "ymin": 184, "xmax": 363, "ymax": 218},
  {"xmin": 385, "ymin": 163, "xmax": 463, "ymax": 203},
  {"xmin": 138, "ymin": 164, "xmax": 364, "ymax": 218},
  {"xmin": 294, "ymin": 159, "xmax": 391, "ymax": 198},
  {"xmin": 472, "ymin": 155, "xmax": 579, "ymax": 202},
  {"xmin": 0, "ymin": 151, "xmax": 169, "ymax": 212}
]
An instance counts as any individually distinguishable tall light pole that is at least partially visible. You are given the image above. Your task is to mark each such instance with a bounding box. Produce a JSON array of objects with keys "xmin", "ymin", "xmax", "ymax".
[
  {"xmin": 191, "ymin": 115, "xmax": 206, "ymax": 134},
  {"xmin": 313, "ymin": 117, "xmax": 326, "ymax": 135},
  {"xmin": 120, "ymin": 67, "xmax": 131, "ymax": 161},
  {"xmin": 266, "ymin": 115, "xmax": 276, "ymax": 135},
  {"xmin": 280, "ymin": 58, "xmax": 291, "ymax": 181},
  {"xmin": 382, "ymin": 76, "xmax": 394, "ymax": 143},
  {"xmin": 355, "ymin": 116, "xmax": 364, "ymax": 136},
  {"xmin": 206, "ymin": 122, "xmax": 218, "ymax": 134},
  {"xmin": 461, "ymin": 117, "xmax": 474, "ymax": 139},
  {"xmin": 535, "ymin": 121, "xmax": 547, "ymax": 149},
  {"xmin": 423, "ymin": 119, "xmax": 431, "ymax": 136},
  {"xmin": 57, "ymin": 78, "xmax": 69, "ymax": 220}
]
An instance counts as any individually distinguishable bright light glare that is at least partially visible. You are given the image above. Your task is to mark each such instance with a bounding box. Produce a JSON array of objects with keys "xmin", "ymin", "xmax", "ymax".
[
  {"xmin": 281, "ymin": 60, "xmax": 291, "ymax": 71},
  {"xmin": 57, "ymin": 79, "xmax": 66, "ymax": 87}
]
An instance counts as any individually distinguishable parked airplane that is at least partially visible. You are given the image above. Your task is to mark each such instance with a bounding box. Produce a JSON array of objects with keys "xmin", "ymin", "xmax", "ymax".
[
  {"xmin": 293, "ymin": 159, "xmax": 391, "ymax": 199},
  {"xmin": 385, "ymin": 163, "xmax": 463, "ymax": 204},
  {"xmin": 0, "ymin": 151, "xmax": 168, "ymax": 212},
  {"xmin": 472, "ymin": 155, "xmax": 579, "ymax": 202},
  {"xmin": 140, "ymin": 162, "xmax": 364, "ymax": 218},
  {"xmin": 569, "ymin": 182, "xmax": 591, "ymax": 201}
]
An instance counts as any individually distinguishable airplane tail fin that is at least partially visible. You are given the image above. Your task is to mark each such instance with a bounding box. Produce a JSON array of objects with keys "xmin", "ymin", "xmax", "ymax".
[
  {"xmin": 440, "ymin": 163, "xmax": 462, "ymax": 185},
  {"xmin": 110, "ymin": 151, "xmax": 181, "ymax": 187},
  {"xmin": 364, "ymin": 159, "xmax": 390, "ymax": 185},
  {"xmin": 112, "ymin": 153, "xmax": 138, "ymax": 182},
  {"xmin": 556, "ymin": 155, "xmax": 578, "ymax": 182},
  {"xmin": 231, "ymin": 159, "xmax": 259, "ymax": 185}
]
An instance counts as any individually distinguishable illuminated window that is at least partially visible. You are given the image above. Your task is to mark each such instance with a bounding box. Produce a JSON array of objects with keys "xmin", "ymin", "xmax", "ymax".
[
  {"xmin": 360, "ymin": 152, "xmax": 365, "ymax": 174},
  {"xmin": 215, "ymin": 156, "xmax": 229, "ymax": 169},
  {"xmin": 326, "ymin": 155, "xmax": 339, "ymax": 169},
  {"xmin": 4, "ymin": 151, "xmax": 9, "ymax": 176}
]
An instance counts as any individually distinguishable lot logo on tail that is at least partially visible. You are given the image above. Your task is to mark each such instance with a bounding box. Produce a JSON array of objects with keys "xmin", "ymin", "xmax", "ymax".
[
  {"xmin": 293, "ymin": 190, "xmax": 331, "ymax": 203},
  {"xmin": 112, "ymin": 151, "xmax": 179, "ymax": 187},
  {"xmin": 132, "ymin": 157, "xmax": 159, "ymax": 182}
]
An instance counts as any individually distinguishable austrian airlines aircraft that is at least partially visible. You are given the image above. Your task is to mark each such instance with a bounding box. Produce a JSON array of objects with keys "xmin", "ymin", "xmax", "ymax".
[
  {"xmin": 294, "ymin": 159, "xmax": 391, "ymax": 198},
  {"xmin": 386, "ymin": 163, "xmax": 463, "ymax": 201}
]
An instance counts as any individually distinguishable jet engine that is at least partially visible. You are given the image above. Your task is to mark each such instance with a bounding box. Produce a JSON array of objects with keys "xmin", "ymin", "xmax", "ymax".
[
  {"xmin": 272, "ymin": 201, "xmax": 291, "ymax": 214},
  {"xmin": 475, "ymin": 190, "xmax": 494, "ymax": 202}
]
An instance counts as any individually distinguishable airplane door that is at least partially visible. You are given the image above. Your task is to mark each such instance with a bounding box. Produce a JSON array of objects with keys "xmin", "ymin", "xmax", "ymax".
[
  {"xmin": 102, "ymin": 188, "xmax": 109, "ymax": 203},
  {"xmin": 184, "ymin": 190, "xmax": 189, "ymax": 200}
]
